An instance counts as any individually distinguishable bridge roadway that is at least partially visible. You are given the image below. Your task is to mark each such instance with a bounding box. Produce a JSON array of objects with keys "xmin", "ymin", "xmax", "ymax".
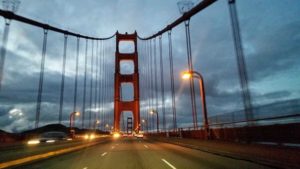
[{"xmin": 14, "ymin": 137, "xmax": 271, "ymax": 169}]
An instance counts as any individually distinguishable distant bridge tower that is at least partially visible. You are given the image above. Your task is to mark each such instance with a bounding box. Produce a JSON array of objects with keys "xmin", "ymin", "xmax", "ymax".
[{"xmin": 114, "ymin": 32, "xmax": 140, "ymax": 133}]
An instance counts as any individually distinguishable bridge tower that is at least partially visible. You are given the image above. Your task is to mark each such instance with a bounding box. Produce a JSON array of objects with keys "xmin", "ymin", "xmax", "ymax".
[{"xmin": 114, "ymin": 32, "xmax": 140, "ymax": 133}]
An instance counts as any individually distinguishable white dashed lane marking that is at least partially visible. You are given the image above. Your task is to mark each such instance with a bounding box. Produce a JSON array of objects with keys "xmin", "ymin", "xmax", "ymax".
[
  {"xmin": 144, "ymin": 145, "xmax": 149, "ymax": 149},
  {"xmin": 101, "ymin": 152, "xmax": 107, "ymax": 157},
  {"xmin": 161, "ymin": 159, "xmax": 177, "ymax": 169}
]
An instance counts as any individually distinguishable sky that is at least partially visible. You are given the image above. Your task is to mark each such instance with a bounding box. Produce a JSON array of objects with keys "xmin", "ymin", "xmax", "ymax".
[{"xmin": 0, "ymin": 0, "xmax": 299, "ymax": 132}]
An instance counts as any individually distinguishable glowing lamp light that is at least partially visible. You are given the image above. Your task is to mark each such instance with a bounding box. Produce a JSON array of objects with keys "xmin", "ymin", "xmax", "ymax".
[
  {"xmin": 182, "ymin": 71, "xmax": 192, "ymax": 79},
  {"xmin": 75, "ymin": 112, "xmax": 80, "ymax": 116},
  {"xmin": 150, "ymin": 110, "xmax": 154, "ymax": 115},
  {"xmin": 113, "ymin": 133, "xmax": 120, "ymax": 139},
  {"xmin": 27, "ymin": 139, "xmax": 40, "ymax": 145}
]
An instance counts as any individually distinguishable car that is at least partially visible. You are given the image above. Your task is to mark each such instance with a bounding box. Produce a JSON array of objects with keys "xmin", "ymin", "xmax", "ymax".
[
  {"xmin": 135, "ymin": 133, "xmax": 144, "ymax": 139},
  {"xmin": 27, "ymin": 131, "xmax": 70, "ymax": 145}
]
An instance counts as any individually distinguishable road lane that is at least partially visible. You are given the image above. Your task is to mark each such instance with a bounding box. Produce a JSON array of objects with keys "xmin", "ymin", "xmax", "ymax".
[{"xmin": 14, "ymin": 138, "xmax": 272, "ymax": 169}]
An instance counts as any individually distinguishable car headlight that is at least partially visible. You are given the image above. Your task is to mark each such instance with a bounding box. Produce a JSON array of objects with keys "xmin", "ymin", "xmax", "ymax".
[
  {"xmin": 27, "ymin": 139, "xmax": 40, "ymax": 145},
  {"xmin": 46, "ymin": 139, "xmax": 56, "ymax": 143}
]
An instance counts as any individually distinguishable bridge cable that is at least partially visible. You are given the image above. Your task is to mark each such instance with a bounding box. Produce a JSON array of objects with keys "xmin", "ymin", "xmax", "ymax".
[
  {"xmin": 159, "ymin": 35, "xmax": 166, "ymax": 131},
  {"xmin": 184, "ymin": 20, "xmax": 198, "ymax": 129},
  {"xmin": 0, "ymin": 19, "xmax": 11, "ymax": 90},
  {"xmin": 94, "ymin": 40, "xmax": 99, "ymax": 124},
  {"xmin": 100, "ymin": 40, "xmax": 104, "ymax": 130},
  {"xmin": 58, "ymin": 34, "xmax": 68, "ymax": 124},
  {"xmin": 146, "ymin": 40, "xmax": 150, "ymax": 131},
  {"xmin": 168, "ymin": 30, "xmax": 177, "ymax": 131},
  {"xmin": 82, "ymin": 39, "xmax": 88, "ymax": 128},
  {"xmin": 104, "ymin": 40, "xmax": 109, "ymax": 129},
  {"xmin": 154, "ymin": 38, "xmax": 159, "ymax": 131},
  {"xmin": 35, "ymin": 29, "xmax": 48, "ymax": 128},
  {"xmin": 89, "ymin": 40, "xmax": 94, "ymax": 129},
  {"xmin": 73, "ymin": 37, "xmax": 80, "ymax": 114},
  {"xmin": 228, "ymin": 0, "xmax": 253, "ymax": 124}
]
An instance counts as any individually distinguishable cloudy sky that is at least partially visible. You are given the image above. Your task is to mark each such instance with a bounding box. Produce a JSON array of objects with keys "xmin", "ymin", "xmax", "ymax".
[{"xmin": 0, "ymin": 0, "xmax": 299, "ymax": 132}]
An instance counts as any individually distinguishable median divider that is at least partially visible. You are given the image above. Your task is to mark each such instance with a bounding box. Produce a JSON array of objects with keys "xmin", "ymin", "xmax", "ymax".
[{"xmin": 0, "ymin": 139, "xmax": 109, "ymax": 169}]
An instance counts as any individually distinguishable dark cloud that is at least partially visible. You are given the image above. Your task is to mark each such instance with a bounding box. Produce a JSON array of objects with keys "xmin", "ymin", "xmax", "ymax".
[{"xmin": 0, "ymin": 0, "xmax": 299, "ymax": 131}]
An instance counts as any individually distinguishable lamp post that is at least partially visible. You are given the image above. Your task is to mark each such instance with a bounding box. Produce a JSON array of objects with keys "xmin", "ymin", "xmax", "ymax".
[
  {"xmin": 69, "ymin": 111, "xmax": 80, "ymax": 138},
  {"xmin": 150, "ymin": 109, "xmax": 159, "ymax": 133},
  {"xmin": 182, "ymin": 71, "xmax": 210, "ymax": 139}
]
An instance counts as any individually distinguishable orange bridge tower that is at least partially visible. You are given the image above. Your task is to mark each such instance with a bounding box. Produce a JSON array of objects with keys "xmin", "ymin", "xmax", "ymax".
[{"xmin": 114, "ymin": 32, "xmax": 140, "ymax": 133}]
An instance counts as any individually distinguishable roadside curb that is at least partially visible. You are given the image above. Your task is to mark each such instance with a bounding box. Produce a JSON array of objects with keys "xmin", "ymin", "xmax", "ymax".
[
  {"xmin": 153, "ymin": 138, "xmax": 297, "ymax": 169},
  {"xmin": 0, "ymin": 139, "xmax": 109, "ymax": 169}
]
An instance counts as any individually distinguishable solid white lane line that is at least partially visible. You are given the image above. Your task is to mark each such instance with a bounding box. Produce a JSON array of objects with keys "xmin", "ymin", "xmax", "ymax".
[
  {"xmin": 101, "ymin": 152, "xmax": 107, "ymax": 157},
  {"xmin": 161, "ymin": 159, "xmax": 177, "ymax": 169},
  {"xmin": 144, "ymin": 145, "xmax": 149, "ymax": 149},
  {"xmin": 83, "ymin": 167, "xmax": 88, "ymax": 169}
]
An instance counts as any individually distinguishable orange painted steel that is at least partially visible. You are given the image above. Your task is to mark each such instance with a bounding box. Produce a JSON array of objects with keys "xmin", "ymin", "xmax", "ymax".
[{"xmin": 114, "ymin": 32, "xmax": 140, "ymax": 133}]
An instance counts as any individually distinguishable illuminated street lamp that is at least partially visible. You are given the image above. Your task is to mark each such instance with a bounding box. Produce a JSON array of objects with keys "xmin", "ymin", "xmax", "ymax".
[
  {"xmin": 94, "ymin": 120, "xmax": 100, "ymax": 130},
  {"xmin": 69, "ymin": 111, "xmax": 80, "ymax": 137},
  {"xmin": 141, "ymin": 119, "xmax": 148, "ymax": 133},
  {"xmin": 182, "ymin": 71, "xmax": 210, "ymax": 139},
  {"xmin": 149, "ymin": 109, "xmax": 159, "ymax": 133},
  {"xmin": 105, "ymin": 124, "xmax": 110, "ymax": 132}
]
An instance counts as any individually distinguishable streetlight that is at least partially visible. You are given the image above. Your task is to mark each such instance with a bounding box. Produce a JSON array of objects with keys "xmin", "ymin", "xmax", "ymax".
[
  {"xmin": 182, "ymin": 71, "xmax": 210, "ymax": 139},
  {"xmin": 69, "ymin": 111, "xmax": 80, "ymax": 138},
  {"xmin": 150, "ymin": 109, "xmax": 159, "ymax": 133},
  {"xmin": 94, "ymin": 120, "xmax": 100, "ymax": 130}
]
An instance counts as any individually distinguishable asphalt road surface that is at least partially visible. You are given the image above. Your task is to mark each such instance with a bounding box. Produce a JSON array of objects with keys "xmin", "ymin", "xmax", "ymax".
[{"xmin": 14, "ymin": 137, "xmax": 272, "ymax": 169}]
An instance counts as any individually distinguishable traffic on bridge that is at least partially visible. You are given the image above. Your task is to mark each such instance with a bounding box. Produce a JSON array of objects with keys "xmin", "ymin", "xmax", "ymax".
[{"xmin": 0, "ymin": 0, "xmax": 299, "ymax": 169}]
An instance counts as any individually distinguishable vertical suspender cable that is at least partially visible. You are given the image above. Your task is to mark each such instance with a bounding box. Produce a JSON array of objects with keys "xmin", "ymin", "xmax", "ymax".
[
  {"xmin": 159, "ymin": 35, "xmax": 166, "ymax": 131},
  {"xmin": 95, "ymin": 41, "xmax": 99, "ymax": 121},
  {"xmin": 82, "ymin": 39, "xmax": 88, "ymax": 128},
  {"xmin": 185, "ymin": 20, "xmax": 198, "ymax": 129},
  {"xmin": 0, "ymin": 19, "xmax": 11, "ymax": 90},
  {"xmin": 228, "ymin": 0, "xmax": 253, "ymax": 124},
  {"xmin": 149, "ymin": 40, "xmax": 153, "ymax": 110},
  {"xmin": 73, "ymin": 37, "xmax": 80, "ymax": 113},
  {"xmin": 99, "ymin": 40, "xmax": 103, "ymax": 129},
  {"xmin": 35, "ymin": 29, "xmax": 48, "ymax": 128},
  {"xmin": 146, "ymin": 40, "xmax": 150, "ymax": 131},
  {"xmin": 104, "ymin": 40, "xmax": 108, "ymax": 128},
  {"xmin": 168, "ymin": 31, "xmax": 177, "ymax": 131},
  {"xmin": 89, "ymin": 40, "xmax": 94, "ymax": 129},
  {"xmin": 100, "ymin": 40, "xmax": 104, "ymax": 129},
  {"xmin": 59, "ymin": 34, "xmax": 68, "ymax": 124},
  {"xmin": 153, "ymin": 38, "xmax": 159, "ymax": 131},
  {"xmin": 98, "ymin": 40, "xmax": 101, "ymax": 122}
]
